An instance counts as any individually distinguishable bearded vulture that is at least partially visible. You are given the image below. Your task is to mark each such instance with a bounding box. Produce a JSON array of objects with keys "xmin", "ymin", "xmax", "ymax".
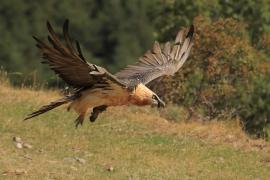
[{"xmin": 24, "ymin": 20, "xmax": 194, "ymax": 127}]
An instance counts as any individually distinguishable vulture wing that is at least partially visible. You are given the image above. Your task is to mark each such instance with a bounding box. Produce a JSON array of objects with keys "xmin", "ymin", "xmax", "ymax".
[
  {"xmin": 115, "ymin": 25, "xmax": 194, "ymax": 87},
  {"xmin": 34, "ymin": 20, "xmax": 125, "ymax": 89}
]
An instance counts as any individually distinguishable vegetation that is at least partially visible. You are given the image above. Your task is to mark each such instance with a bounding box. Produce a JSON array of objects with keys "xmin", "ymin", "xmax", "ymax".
[
  {"xmin": 151, "ymin": 16, "xmax": 270, "ymax": 137},
  {"xmin": 1, "ymin": 83, "xmax": 270, "ymax": 179},
  {"xmin": 0, "ymin": 0, "xmax": 156, "ymax": 86},
  {"xmin": 0, "ymin": 0, "xmax": 269, "ymax": 160},
  {"xmin": 1, "ymin": 0, "xmax": 269, "ymax": 84},
  {"xmin": 238, "ymin": 75, "xmax": 270, "ymax": 138}
]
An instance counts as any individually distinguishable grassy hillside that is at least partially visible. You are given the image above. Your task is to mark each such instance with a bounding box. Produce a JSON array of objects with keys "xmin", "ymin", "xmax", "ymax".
[{"xmin": 1, "ymin": 83, "xmax": 270, "ymax": 179}]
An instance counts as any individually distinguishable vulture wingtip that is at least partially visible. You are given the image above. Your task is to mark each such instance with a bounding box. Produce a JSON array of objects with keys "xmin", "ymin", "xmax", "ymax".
[
  {"xmin": 46, "ymin": 20, "xmax": 51, "ymax": 28},
  {"xmin": 63, "ymin": 19, "xmax": 69, "ymax": 30},
  {"xmin": 32, "ymin": 35, "xmax": 38, "ymax": 41},
  {"xmin": 186, "ymin": 25, "xmax": 194, "ymax": 39}
]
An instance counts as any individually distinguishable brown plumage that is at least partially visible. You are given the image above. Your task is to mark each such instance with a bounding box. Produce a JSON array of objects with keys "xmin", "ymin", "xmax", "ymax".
[{"xmin": 25, "ymin": 20, "xmax": 194, "ymax": 127}]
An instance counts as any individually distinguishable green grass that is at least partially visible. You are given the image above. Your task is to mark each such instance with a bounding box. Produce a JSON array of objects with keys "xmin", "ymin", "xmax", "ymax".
[{"xmin": 1, "ymin": 86, "xmax": 270, "ymax": 179}]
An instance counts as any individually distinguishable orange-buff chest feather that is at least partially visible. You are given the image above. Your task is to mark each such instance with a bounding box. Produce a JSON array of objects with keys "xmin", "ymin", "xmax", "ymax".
[{"xmin": 70, "ymin": 83, "xmax": 154, "ymax": 114}]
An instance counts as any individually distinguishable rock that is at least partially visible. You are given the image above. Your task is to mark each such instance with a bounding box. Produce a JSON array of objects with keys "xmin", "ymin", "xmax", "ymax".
[
  {"xmin": 106, "ymin": 165, "xmax": 114, "ymax": 172},
  {"xmin": 22, "ymin": 143, "xmax": 33, "ymax": 149},
  {"xmin": 2, "ymin": 169, "xmax": 27, "ymax": 176},
  {"xmin": 15, "ymin": 142, "xmax": 23, "ymax": 149},
  {"xmin": 15, "ymin": 169, "xmax": 27, "ymax": 175},
  {"xmin": 13, "ymin": 137, "xmax": 22, "ymax": 143},
  {"xmin": 13, "ymin": 137, "xmax": 33, "ymax": 149}
]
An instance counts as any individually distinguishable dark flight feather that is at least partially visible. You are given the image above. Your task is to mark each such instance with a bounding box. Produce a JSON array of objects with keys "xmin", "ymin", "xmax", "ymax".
[{"xmin": 33, "ymin": 20, "xmax": 126, "ymax": 89}]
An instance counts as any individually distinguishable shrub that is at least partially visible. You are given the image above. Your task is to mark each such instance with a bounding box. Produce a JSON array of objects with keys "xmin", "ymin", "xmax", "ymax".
[
  {"xmin": 257, "ymin": 34, "xmax": 270, "ymax": 57},
  {"xmin": 152, "ymin": 16, "xmax": 270, "ymax": 137},
  {"xmin": 237, "ymin": 75, "xmax": 270, "ymax": 138}
]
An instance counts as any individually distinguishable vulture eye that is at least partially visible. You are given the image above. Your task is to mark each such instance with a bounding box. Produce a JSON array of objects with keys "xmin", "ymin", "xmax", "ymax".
[{"xmin": 152, "ymin": 95, "xmax": 157, "ymax": 100}]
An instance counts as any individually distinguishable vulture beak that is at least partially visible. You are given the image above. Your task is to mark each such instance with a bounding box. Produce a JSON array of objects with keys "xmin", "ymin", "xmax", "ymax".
[
  {"xmin": 157, "ymin": 98, "xmax": 165, "ymax": 108},
  {"xmin": 152, "ymin": 95, "xmax": 165, "ymax": 108}
]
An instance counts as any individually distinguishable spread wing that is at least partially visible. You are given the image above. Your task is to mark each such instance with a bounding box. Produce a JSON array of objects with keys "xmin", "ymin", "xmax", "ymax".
[
  {"xmin": 115, "ymin": 25, "xmax": 194, "ymax": 87},
  {"xmin": 34, "ymin": 20, "xmax": 125, "ymax": 89}
]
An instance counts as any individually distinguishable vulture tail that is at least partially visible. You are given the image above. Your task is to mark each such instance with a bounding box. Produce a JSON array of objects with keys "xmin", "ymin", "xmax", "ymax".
[{"xmin": 24, "ymin": 96, "xmax": 74, "ymax": 120}]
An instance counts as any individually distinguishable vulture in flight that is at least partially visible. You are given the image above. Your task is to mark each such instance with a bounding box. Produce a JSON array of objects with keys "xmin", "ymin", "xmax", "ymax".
[{"xmin": 25, "ymin": 20, "xmax": 194, "ymax": 127}]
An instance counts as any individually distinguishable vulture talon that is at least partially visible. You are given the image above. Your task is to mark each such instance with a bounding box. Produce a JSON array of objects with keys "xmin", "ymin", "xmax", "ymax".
[
  {"xmin": 89, "ymin": 105, "xmax": 107, "ymax": 123},
  {"xmin": 74, "ymin": 114, "xmax": 84, "ymax": 128}
]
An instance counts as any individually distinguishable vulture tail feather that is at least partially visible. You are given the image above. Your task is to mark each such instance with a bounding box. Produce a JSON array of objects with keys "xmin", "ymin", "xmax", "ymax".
[{"xmin": 24, "ymin": 96, "xmax": 73, "ymax": 120}]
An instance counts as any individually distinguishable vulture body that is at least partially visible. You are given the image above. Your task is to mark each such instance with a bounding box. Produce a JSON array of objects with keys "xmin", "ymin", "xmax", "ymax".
[{"xmin": 25, "ymin": 20, "xmax": 194, "ymax": 127}]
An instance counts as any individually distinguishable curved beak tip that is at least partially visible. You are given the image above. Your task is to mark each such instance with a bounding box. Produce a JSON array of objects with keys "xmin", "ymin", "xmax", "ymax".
[{"xmin": 158, "ymin": 101, "xmax": 165, "ymax": 108}]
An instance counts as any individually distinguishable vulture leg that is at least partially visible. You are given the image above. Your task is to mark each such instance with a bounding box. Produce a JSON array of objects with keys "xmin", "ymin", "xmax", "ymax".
[
  {"xmin": 74, "ymin": 113, "xmax": 85, "ymax": 128},
  {"xmin": 90, "ymin": 105, "xmax": 107, "ymax": 122}
]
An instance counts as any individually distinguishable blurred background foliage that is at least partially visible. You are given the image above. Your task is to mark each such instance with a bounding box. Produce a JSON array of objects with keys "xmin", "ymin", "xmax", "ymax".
[
  {"xmin": 152, "ymin": 16, "xmax": 270, "ymax": 138},
  {"xmin": 0, "ymin": 0, "xmax": 269, "ymax": 137}
]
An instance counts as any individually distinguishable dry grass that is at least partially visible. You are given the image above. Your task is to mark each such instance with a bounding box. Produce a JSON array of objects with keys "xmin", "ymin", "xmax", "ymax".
[
  {"xmin": 114, "ymin": 106, "xmax": 269, "ymax": 151},
  {"xmin": 0, "ymin": 69, "xmax": 10, "ymax": 87},
  {"xmin": 1, "ymin": 84, "xmax": 270, "ymax": 179}
]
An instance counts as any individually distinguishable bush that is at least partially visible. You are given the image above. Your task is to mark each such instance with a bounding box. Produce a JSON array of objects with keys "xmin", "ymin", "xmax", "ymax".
[
  {"xmin": 237, "ymin": 75, "xmax": 270, "ymax": 138},
  {"xmin": 152, "ymin": 16, "xmax": 270, "ymax": 137},
  {"xmin": 257, "ymin": 34, "xmax": 270, "ymax": 57}
]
